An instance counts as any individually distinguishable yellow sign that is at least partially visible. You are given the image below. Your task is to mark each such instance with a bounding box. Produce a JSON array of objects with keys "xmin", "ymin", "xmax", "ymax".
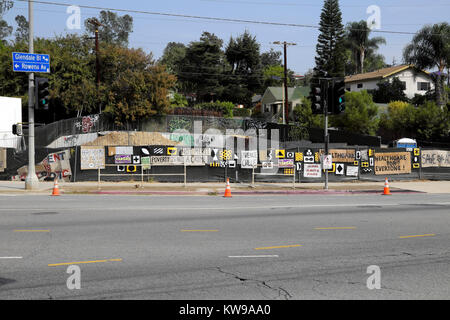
[
  {"xmin": 220, "ymin": 150, "xmax": 232, "ymax": 161},
  {"xmin": 276, "ymin": 150, "xmax": 285, "ymax": 159},
  {"xmin": 361, "ymin": 162, "xmax": 369, "ymax": 168},
  {"xmin": 167, "ymin": 147, "xmax": 177, "ymax": 156},
  {"xmin": 414, "ymin": 148, "xmax": 420, "ymax": 156},
  {"xmin": 354, "ymin": 161, "xmax": 359, "ymax": 166},
  {"xmin": 323, "ymin": 163, "xmax": 336, "ymax": 173},
  {"xmin": 284, "ymin": 168, "xmax": 294, "ymax": 176},
  {"xmin": 369, "ymin": 149, "xmax": 374, "ymax": 157},
  {"xmin": 374, "ymin": 152, "xmax": 411, "ymax": 175},
  {"xmin": 127, "ymin": 165, "xmax": 137, "ymax": 173},
  {"xmin": 295, "ymin": 152, "xmax": 303, "ymax": 162}
]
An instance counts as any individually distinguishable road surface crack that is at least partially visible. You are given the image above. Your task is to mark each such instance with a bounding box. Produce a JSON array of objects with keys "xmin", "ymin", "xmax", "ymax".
[{"xmin": 215, "ymin": 267, "xmax": 292, "ymax": 300}]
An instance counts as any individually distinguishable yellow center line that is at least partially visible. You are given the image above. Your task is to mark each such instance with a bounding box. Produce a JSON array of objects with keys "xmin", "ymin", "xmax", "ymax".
[
  {"xmin": 314, "ymin": 227, "xmax": 357, "ymax": 230},
  {"xmin": 14, "ymin": 230, "xmax": 50, "ymax": 233},
  {"xmin": 255, "ymin": 244, "xmax": 303, "ymax": 250},
  {"xmin": 181, "ymin": 230, "xmax": 219, "ymax": 232},
  {"xmin": 48, "ymin": 258, "xmax": 122, "ymax": 267},
  {"xmin": 399, "ymin": 234, "xmax": 436, "ymax": 239}
]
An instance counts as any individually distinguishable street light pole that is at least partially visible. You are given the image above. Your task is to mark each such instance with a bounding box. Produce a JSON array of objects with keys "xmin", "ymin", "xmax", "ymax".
[
  {"xmin": 87, "ymin": 18, "xmax": 103, "ymax": 114},
  {"xmin": 25, "ymin": 0, "xmax": 39, "ymax": 190},
  {"xmin": 273, "ymin": 41, "xmax": 297, "ymax": 125}
]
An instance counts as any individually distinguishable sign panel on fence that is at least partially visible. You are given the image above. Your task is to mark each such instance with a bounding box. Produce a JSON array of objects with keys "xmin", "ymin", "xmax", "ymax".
[
  {"xmin": 421, "ymin": 150, "xmax": 450, "ymax": 168},
  {"xmin": 304, "ymin": 164, "xmax": 322, "ymax": 178},
  {"xmin": 0, "ymin": 148, "xmax": 6, "ymax": 172},
  {"xmin": 81, "ymin": 146, "xmax": 105, "ymax": 170},
  {"xmin": 374, "ymin": 152, "xmax": 411, "ymax": 175},
  {"xmin": 114, "ymin": 154, "xmax": 132, "ymax": 164},
  {"xmin": 346, "ymin": 166, "xmax": 359, "ymax": 177},
  {"xmin": 241, "ymin": 151, "xmax": 258, "ymax": 169},
  {"xmin": 278, "ymin": 159, "xmax": 294, "ymax": 168}
]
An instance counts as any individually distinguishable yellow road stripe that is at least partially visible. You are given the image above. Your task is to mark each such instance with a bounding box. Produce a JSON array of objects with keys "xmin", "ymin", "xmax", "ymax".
[
  {"xmin": 14, "ymin": 230, "xmax": 50, "ymax": 232},
  {"xmin": 181, "ymin": 230, "xmax": 219, "ymax": 232},
  {"xmin": 48, "ymin": 258, "xmax": 122, "ymax": 267},
  {"xmin": 255, "ymin": 244, "xmax": 303, "ymax": 250},
  {"xmin": 314, "ymin": 227, "xmax": 357, "ymax": 230},
  {"xmin": 399, "ymin": 234, "xmax": 436, "ymax": 239}
]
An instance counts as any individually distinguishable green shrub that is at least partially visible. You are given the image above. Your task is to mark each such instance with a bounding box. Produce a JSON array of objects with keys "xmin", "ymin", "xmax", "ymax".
[
  {"xmin": 193, "ymin": 101, "xmax": 234, "ymax": 118},
  {"xmin": 233, "ymin": 108, "xmax": 251, "ymax": 117}
]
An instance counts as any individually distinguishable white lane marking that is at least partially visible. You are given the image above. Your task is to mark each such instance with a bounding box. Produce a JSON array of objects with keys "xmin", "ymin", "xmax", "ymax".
[
  {"xmin": 0, "ymin": 202, "xmax": 449, "ymax": 212},
  {"xmin": 228, "ymin": 255, "xmax": 279, "ymax": 258},
  {"xmin": 0, "ymin": 257, "xmax": 23, "ymax": 259}
]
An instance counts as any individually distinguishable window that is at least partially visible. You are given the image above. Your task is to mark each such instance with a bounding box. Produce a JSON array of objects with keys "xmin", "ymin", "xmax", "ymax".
[
  {"xmin": 417, "ymin": 82, "xmax": 430, "ymax": 91},
  {"xmin": 346, "ymin": 87, "xmax": 351, "ymax": 92},
  {"xmin": 400, "ymin": 81, "xmax": 406, "ymax": 90},
  {"xmin": 357, "ymin": 83, "xmax": 363, "ymax": 88}
]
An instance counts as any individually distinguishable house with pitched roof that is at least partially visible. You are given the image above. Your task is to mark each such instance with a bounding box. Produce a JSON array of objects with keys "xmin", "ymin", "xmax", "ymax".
[
  {"xmin": 261, "ymin": 86, "xmax": 310, "ymax": 117},
  {"xmin": 345, "ymin": 65, "xmax": 434, "ymax": 99}
]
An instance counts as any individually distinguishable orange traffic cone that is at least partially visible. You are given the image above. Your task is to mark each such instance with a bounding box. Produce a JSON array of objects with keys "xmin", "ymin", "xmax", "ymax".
[
  {"xmin": 382, "ymin": 177, "xmax": 391, "ymax": 195},
  {"xmin": 224, "ymin": 178, "xmax": 232, "ymax": 198},
  {"xmin": 52, "ymin": 178, "xmax": 60, "ymax": 196}
]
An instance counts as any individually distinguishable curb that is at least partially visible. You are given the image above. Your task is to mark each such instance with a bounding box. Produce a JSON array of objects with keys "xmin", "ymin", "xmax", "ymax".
[{"xmin": 88, "ymin": 189, "xmax": 424, "ymax": 196}]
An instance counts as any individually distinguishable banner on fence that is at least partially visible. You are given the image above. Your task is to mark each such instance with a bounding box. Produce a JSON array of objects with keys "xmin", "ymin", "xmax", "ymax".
[
  {"xmin": 81, "ymin": 146, "xmax": 105, "ymax": 170},
  {"xmin": 421, "ymin": 150, "xmax": 450, "ymax": 168},
  {"xmin": 320, "ymin": 149, "xmax": 356, "ymax": 162},
  {"xmin": 374, "ymin": 152, "xmax": 411, "ymax": 175}
]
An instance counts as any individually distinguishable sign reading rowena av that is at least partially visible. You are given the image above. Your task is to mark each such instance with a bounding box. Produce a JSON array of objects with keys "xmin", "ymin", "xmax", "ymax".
[{"xmin": 12, "ymin": 52, "xmax": 50, "ymax": 73}]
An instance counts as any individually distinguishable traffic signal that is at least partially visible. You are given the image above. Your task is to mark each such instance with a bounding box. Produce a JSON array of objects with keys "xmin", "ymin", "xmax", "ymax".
[
  {"xmin": 35, "ymin": 77, "xmax": 50, "ymax": 110},
  {"xmin": 310, "ymin": 82, "xmax": 324, "ymax": 114},
  {"xmin": 12, "ymin": 123, "xmax": 23, "ymax": 136},
  {"xmin": 332, "ymin": 79, "xmax": 346, "ymax": 114}
]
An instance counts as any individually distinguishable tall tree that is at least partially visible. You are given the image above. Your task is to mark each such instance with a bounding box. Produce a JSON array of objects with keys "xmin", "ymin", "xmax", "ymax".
[
  {"xmin": 85, "ymin": 10, "xmax": 133, "ymax": 47},
  {"xmin": 313, "ymin": 0, "xmax": 346, "ymax": 78},
  {"xmin": 222, "ymin": 31, "xmax": 262, "ymax": 105},
  {"xmin": 0, "ymin": 0, "xmax": 13, "ymax": 43},
  {"xmin": 14, "ymin": 15, "xmax": 28, "ymax": 43},
  {"xmin": 260, "ymin": 48, "xmax": 282, "ymax": 68},
  {"xmin": 179, "ymin": 32, "xmax": 224, "ymax": 102},
  {"xmin": 345, "ymin": 20, "xmax": 386, "ymax": 74},
  {"xmin": 403, "ymin": 22, "xmax": 450, "ymax": 107},
  {"xmin": 158, "ymin": 42, "xmax": 186, "ymax": 72}
]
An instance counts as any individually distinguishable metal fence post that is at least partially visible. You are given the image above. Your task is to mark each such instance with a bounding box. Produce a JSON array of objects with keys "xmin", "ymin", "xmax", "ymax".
[
  {"xmin": 252, "ymin": 166, "xmax": 255, "ymax": 188},
  {"xmin": 97, "ymin": 167, "xmax": 100, "ymax": 190},
  {"xmin": 293, "ymin": 164, "xmax": 295, "ymax": 189},
  {"xmin": 184, "ymin": 158, "xmax": 187, "ymax": 187}
]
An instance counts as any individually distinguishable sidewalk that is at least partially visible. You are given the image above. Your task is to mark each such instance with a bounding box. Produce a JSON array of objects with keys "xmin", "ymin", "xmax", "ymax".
[{"xmin": 0, "ymin": 180, "xmax": 449, "ymax": 195}]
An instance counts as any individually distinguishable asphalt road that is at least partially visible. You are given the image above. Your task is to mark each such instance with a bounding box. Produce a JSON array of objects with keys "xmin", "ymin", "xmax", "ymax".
[{"xmin": 0, "ymin": 193, "xmax": 449, "ymax": 300}]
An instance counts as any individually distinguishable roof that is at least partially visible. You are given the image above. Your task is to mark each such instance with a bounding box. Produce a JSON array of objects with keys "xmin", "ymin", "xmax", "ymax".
[
  {"xmin": 345, "ymin": 65, "xmax": 430, "ymax": 83},
  {"xmin": 261, "ymin": 86, "xmax": 309, "ymax": 105}
]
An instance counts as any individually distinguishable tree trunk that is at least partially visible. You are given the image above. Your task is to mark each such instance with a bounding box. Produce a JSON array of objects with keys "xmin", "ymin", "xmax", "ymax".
[
  {"xmin": 360, "ymin": 48, "xmax": 365, "ymax": 74},
  {"xmin": 436, "ymin": 66, "xmax": 445, "ymax": 108}
]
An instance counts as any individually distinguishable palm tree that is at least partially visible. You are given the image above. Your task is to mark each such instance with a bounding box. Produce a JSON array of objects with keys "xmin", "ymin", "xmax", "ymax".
[
  {"xmin": 404, "ymin": 22, "xmax": 450, "ymax": 107},
  {"xmin": 345, "ymin": 20, "xmax": 386, "ymax": 74}
]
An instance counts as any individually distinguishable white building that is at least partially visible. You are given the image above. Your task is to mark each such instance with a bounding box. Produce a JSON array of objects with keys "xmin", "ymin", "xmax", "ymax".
[
  {"xmin": 0, "ymin": 96, "xmax": 22, "ymax": 149},
  {"xmin": 345, "ymin": 65, "xmax": 434, "ymax": 99}
]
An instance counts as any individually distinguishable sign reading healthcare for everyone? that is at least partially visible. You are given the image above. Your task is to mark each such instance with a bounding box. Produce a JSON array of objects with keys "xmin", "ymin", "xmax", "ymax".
[{"xmin": 12, "ymin": 52, "xmax": 51, "ymax": 73}]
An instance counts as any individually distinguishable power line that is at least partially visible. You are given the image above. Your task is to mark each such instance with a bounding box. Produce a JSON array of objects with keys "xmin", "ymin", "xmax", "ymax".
[{"xmin": 10, "ymin": 0, "xmax": 436, "ymax": 36}]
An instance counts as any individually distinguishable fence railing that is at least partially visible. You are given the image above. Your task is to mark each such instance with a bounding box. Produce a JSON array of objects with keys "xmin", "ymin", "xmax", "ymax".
[{"xmin": 97, "ymin": 162, "xmax": 187, "ymax": 189}]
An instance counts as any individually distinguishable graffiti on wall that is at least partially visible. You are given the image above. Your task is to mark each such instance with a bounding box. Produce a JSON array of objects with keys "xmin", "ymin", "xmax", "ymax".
[{"xmin": 75, "ymin": 114, "xmax": 99, "ymax": 133}]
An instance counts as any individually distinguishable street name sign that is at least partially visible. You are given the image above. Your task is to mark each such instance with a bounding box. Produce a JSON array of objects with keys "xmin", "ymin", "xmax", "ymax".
[{"xmin": 12, "ymin": 52, "xmax": 50, "ymax": 73}]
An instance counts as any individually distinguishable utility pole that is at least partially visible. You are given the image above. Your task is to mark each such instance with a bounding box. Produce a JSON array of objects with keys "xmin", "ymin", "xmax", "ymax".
[
  {"xmin": 25, "ymin": 0, "xmax": 39, "ymax": 190},
  {"xmin": 87, "ymin": 18, "xmax": 103, "ymax": 114},
  {"xmin": 273, "ymin": 41, "xmax": 296, "ymax": 124}
]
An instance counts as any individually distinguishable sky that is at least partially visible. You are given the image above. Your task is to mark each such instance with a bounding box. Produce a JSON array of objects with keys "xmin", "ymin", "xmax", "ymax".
[{"xmin": 3, "ymin": 0, "xmax": 450, "ymax": 75}]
